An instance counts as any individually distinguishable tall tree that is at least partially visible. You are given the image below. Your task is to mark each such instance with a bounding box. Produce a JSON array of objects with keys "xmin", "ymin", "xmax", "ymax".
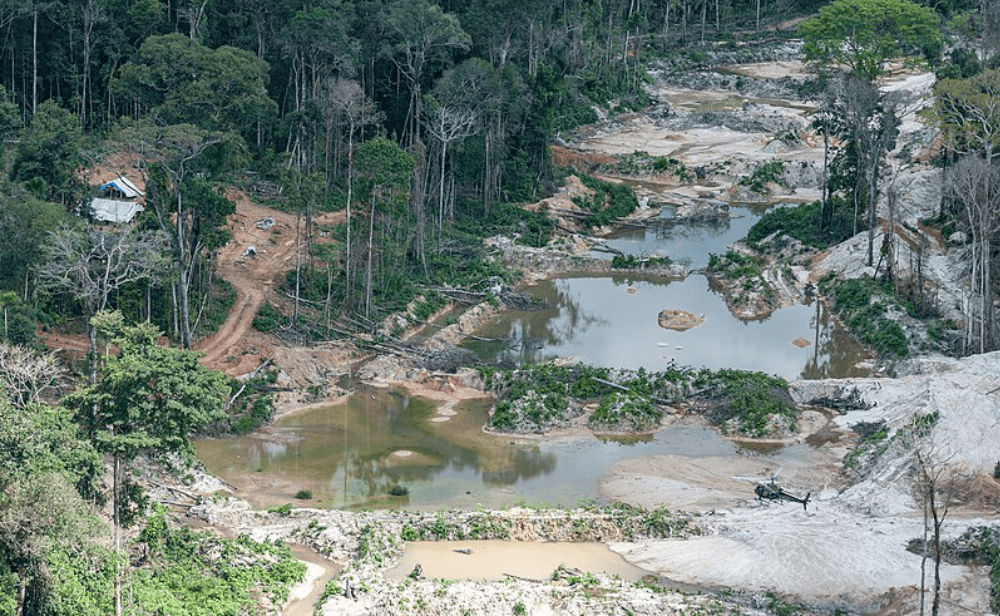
[
  {"xmin": 112, "ymin": 33, "xmax": 276, "ymax": 139},
  {"xmin": 37, "ymin": 225, "xmax": 169, "ymax": 379},
  {"xmin": 120, "ymin": 120, "xmax": 232, "ymax": 349},
  {"xmin": 423, "ymin": 94, "xmax": 477, "ymax": 249},
  {"xmin": 933, "ymin": 69, "xmax": 1000, "ymax": 353},
  {"xmin": 11, "ymin": 99, "xmax": 84, "ymax": 205},
  {"xmin": 0, "ymin": 391, "xmax": 104, "ymax": 616},
  {"xmin": 353, "ymin": 135, "xmax": 414, "ymax": 316},
  {"xmin": 319, "ymin": 78, "xmax": 383, "ymax": 309},
  {"xmin": 379, "ymin": 0, "xmax": 470, "ymax": 147},
  {"xmin": 0, "ymin": 190, "xmax": 74, "ymax": 300},
  {"xmin": 279, "ymin": 1, "xmax": 358, "ymax": 172},
  {"xmin": 63, "ymin": 312, "xmax": 229, "ymax": 616}
]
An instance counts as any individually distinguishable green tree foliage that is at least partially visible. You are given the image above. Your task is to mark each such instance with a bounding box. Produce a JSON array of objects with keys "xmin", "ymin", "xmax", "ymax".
[
  {"xmin": 0, "ymin": 85, "xmax": 19, "ymax": 140},
  {"xmin": 113, "ymin": 33, "xmax": 277, "ymax": 137},
  {"xmin": 378, "ymin": 0, "xmax": 471, "ymax": 145},
  {"xmin": 352, "ymin": 135, "xmax": 415, "ymax": 315},
  {"xmin": 801, "ymin": 0, "xmax": 943, "ymax": 82},
  {"xmin": 0, "ymin": 190, "xmax": 75, "ymax": 302},
  {"xmin": 11, "ymin": 99, "xmax": 85, "ymax": 205},
  {"xmin": 0, "ymin": 393, "xmax": 105, "ymax": 615},
  {"xmin": 128, "ymin": 507, "xmax": 304, "ymax": 615},
  {"xmin": 64, "ymin": 313, "xmax": 230, "ymax": 465}
]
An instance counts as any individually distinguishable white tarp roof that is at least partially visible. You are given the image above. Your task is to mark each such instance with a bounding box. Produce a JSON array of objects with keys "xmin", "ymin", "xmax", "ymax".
[
  {"xmin": 90, "ymin": 198, "xmax": 144, "ymax": 224},
  {"xmin": 99, "ymin": 176, "xmax": 144, "ymax": 199}
]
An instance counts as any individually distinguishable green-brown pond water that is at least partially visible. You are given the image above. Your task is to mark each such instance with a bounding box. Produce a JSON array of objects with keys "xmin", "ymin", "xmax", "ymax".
[
  {"xmin": 598, "ymin": 205, "xmax": 764, "ymax": 269},
  {"xmin": 196, "ymin": 385, "xmax": 826, "ymax": 511}
]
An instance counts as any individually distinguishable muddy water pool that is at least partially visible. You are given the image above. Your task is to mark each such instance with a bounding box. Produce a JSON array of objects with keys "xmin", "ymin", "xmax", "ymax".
[
  {"xmin": 462, "ymin": 274, "xmax": 869, "ymax": 380},
  {"xmin": 196, "ymin": 386, "xmax": 827, "ymax": 511}
]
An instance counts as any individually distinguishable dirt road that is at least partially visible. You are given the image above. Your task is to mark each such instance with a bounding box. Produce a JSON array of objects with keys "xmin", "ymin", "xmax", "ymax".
[{"xmin": 194, "ymin": 191, "xmax": 345, "ymax": 375}]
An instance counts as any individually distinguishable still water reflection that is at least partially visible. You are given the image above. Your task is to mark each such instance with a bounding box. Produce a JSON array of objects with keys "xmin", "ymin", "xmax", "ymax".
[
  {"xmin": 195, "ymin": 387, "xmax": 780, "ymax": 511},
  {"xmin": 463, "ymin": 275, "xmax": 870, "ymax": 380},
  {"xmin": 599, "ymin": 205, "xmax": 763, "ymax": 269}
]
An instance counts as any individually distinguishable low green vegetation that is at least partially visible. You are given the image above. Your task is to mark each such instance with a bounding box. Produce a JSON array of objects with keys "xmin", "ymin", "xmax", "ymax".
[
  {"xmin": 972, "ymin": 527, "xmax": 1000, "ymax": 613},
  {"xmin": 133, "ymin": 506, "xmax": 305, "ymax": 613},
  {"xmin": 252, "ymin": 302, "xmax": 285, "ymax": 333},
  {"xmin": 706, "ymin": 250, "xmax": 775, "ymax": 308},
  {"xmin": 610, "ymin": 254, "xmax": 673, "ymax": 270},
  {"xmin": 268, "ymin": 503, "xmax": 293, "ymax": 516},
  {"xmin": 746, "ymin": 200, "xmax": 855, "ymax": 250},
  {"xmin": 843, "ymin": 420, "xmax": 889, "ymax": 471},
  {"xmin": 571, "ymin": 173, "xmax": 641, "ymax": 228},
  {"xmin": 822, "ymin": 276, "xmax": 910, "ymax": 358},
  {"xmin": 708, "ymin": 250, "xmax": 763, "ymax": 280},
  {"xmin": 192, "ymin": 278, "xmax": 237, "ymax": 338},
  {"xmin": 690, "ymin": 369, "xmax": 796, "ymax": 437},
  {"xmin": 203, "ymin": 368, "xmax": 277, "ymax": 435},
  {"xmin": 610, "ymin": 151, "xmax": 694, "ymax": 182},
  {"xmin": 481, "ymin": 363, "xmax": 796, "ymax": 437},
  {"xmin": 738, "ymin": 160, "xmax": 786, "ymax": 193},
  {"xmin": 589, "ymin": 392, "xmax": 662, "ymax": 432}
]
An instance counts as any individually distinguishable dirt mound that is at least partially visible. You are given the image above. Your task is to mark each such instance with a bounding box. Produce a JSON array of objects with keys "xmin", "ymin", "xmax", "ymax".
[{"xmin": 550, "ymin": 145, "xmax": 618, "ymax": 171}]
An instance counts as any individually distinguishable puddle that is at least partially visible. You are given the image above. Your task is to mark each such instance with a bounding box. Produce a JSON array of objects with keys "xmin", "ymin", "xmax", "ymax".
[
  {"xmin": 462, "ymin": 275, "xmax": 870, "ymax": 380},
  {"xmin": 385, "ymin": 540, "xmax": 650, "ymax": 582}
]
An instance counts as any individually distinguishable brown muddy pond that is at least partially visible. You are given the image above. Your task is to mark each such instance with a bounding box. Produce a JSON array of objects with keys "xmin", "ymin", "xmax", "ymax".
[
  {"xmin": 196, "ymin": 387, "xmax": 827, "ymax": 511},
  {"xmin": 385, "ymin": 540, "xmax": 649, "ymax": 582},
  {"xmin": 462, "ymin": 274, "xmax": 870, "ymax": 380}
]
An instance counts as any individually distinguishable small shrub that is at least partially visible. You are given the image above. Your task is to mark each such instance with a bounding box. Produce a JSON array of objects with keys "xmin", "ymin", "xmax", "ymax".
[
  {"xmin": 294, "ymin": 490, "xmax": 312, "ymax": 500},
  {"xmin": 252, "ymin": 303, "xmax": 284, "ymax": 333},
  {"xmin": 268, "ymin": 503, "xmax": 293, "ymax": 516},
  {"xmin": 739, "ymin": 160, "xmax": 786, "ymax": 193},
  {"xmin": 388, "ymin": 484, "xmax": 409, "ymax": 497}
]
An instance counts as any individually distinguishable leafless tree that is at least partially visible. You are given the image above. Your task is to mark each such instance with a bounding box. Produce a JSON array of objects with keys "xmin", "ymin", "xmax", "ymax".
[
  {"xmin": 424, "ymin": 100, "xmax": 478, "ymax": 250},
  {"xmin": 37, "ymin": 225, "xmax": 169, "ymax": 379},
  {"xmin": 914, "ymin": 444, "xmax": 963, "ymax": 616},
  {"xmin": 948, "ymin": 157, "xmax": 1000, "ymax": 354},
  {"xmin": 319, "ymin": 78, "xmax": 383, "ymax": 311},
  {"xmin": 0, "ymin": 343, "xmax": 62, "ymax": 408}
]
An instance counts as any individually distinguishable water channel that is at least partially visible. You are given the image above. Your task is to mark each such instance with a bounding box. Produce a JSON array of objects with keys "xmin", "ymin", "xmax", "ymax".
[{"xmin": 197, "ymin": 204, "xmax": 868, "ymax": 511}]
